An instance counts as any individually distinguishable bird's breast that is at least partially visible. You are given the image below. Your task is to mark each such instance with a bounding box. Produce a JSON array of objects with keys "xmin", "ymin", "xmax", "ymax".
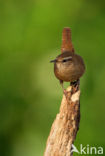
[
  {"xmin": 54, "ymin": 60, "xmax": 85, "ymax": 82},
  {"xmin": 54, "ymin": 63, "xmax": 73, "ymax": 81}
]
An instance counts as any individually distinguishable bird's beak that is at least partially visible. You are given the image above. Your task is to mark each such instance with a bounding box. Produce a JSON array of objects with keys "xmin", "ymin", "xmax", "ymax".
[{"xmin": 50, "ymin": 59, "xmax": 56, "ymax": 63}]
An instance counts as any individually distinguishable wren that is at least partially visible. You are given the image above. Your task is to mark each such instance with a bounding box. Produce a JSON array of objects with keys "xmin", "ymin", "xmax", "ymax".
[
  {"xmin": 50, "ymin": 51, "xmax": 85, "ymax": 90},
  {"xmin": 50, "ymin": 28, "xmax": 85, "ymax": 92}
]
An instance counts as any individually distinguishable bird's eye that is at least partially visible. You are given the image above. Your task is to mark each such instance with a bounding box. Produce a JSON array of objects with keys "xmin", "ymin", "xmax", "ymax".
[
  {"xmin": 63, "ymin": 59, "xmax": 68, "ymax": 62},
  {"xmin": 62, "ymin": 57, "xmax": 72, "ymax": 63}
]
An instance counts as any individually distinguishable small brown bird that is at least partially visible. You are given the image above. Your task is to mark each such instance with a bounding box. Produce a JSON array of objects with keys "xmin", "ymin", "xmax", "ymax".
[
  {"xmin": 50, "ymin": 28, "xmax": 85, "ymax": 92},
  {"xmin": 50, "ymin": 51, "xmax": 85, "ymax": 91}
]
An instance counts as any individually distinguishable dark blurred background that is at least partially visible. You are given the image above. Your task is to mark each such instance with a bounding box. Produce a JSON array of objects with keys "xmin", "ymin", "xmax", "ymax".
[{"xmin": 0, "ymin": 0, "xmax": 105, "ymax": 156}]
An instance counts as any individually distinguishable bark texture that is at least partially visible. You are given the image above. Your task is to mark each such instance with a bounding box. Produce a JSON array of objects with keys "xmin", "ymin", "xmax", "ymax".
[{"xmin": 44, "ymin": 84, "xmax": 80, "ymax": 156}]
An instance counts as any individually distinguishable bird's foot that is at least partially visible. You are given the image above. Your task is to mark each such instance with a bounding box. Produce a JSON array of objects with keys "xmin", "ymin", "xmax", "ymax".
[
  {"xmin": 71, "ymin": 79, "xmax": 80, "ymax": 87},
  {"xmin": 63, "ymin": 89, "xmax": 70, "ymax": 99},
  {"xmin": 63, "ymin": 89, "xmax": 67, "ymax": 96},
  {"xmin": 71, "ymin": 79, "xmax": 80, "ymax": 93}
]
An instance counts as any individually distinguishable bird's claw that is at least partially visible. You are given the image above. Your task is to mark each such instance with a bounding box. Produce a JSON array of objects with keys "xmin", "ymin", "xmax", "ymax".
[{"xmin": 63, "ymin": 89, "xmax": 68, "ymax": 97}]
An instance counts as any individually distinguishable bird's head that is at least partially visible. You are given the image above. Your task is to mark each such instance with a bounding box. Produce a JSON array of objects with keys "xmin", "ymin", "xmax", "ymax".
[{"xmin": 50, "ymin": 51, "xmax": 73, "ymax": 66}]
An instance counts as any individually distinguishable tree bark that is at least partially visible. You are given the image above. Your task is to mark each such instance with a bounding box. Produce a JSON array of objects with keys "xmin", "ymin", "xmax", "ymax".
[{"xmin": 44, "ymin": 84, "xmax": 80, "ymax": 156}]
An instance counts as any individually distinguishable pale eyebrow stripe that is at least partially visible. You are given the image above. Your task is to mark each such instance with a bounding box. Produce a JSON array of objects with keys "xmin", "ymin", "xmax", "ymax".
[
  {"xmin": 63, "ymin": 56, "xmax": 72, "ymax": 60},
  {"xmin": 58, "ymin": 56, "xmax": 72, "ymax": 62}
]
